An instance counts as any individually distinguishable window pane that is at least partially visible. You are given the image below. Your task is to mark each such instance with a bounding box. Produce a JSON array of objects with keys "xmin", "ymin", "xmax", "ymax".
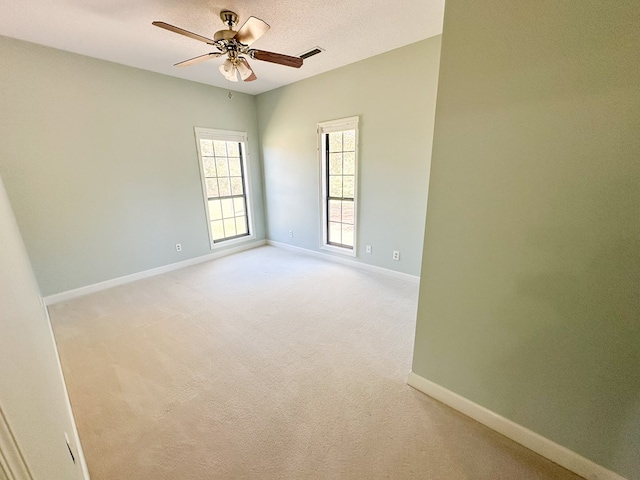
[
  {"xmin": 223, "ymin": 218, "xmax": 237, "ymax": 237},
  {"xmin": 203, "ymin": 157, "xmax": 216, "ymax": 177},
  {"xmin": 235, "ymin": 216, "xmax": 248, "ymax": 235},
  {"xmin": 221, "ymin": 198, "xmax": 234, "ymax": 218},
  {"xmin": 342, "ymin": 201, "xmax": 354, "ymax": 225},
  {"xmin": 213, "ymin": 140, "xmax": 227, "ymax": 157},
  {"xmin": 227, "ymin": 142, "xmax": 240, "ymax": 158},
  {"xmin": 320, "ymin": 121, "xmax": 357, "ymax": 252},
  {"xmin": 216, "ymin": 158, "xmax": 229, "ymax": 177},
  {"xmin": 230, "ymin": 177, "xmax": 244, "ymax": 196},
  {"xmin": 343, "ymin": 152, "xmax": 355, "ymax": 175},
  {"xmin": 328, "ymin": 200, "xmax": 342, "ymax": 222},
  {"xmin": 329, "ymin": 176, "xmax": 342, "ymax": 198},
  {"xmin": 343, "ymin": 176, "xmax": 355, "ymax": 198},
  {"xmin": 328, "ymin": 132, "xmax": 342, "ymax": 153},
  {"xmin": 211, "ymin": 220, "xmax": 225, "ymax": 240},
  {"xmin": 341, "ymin": 224, "xmax": 354, "ymax": 247},
  {"xmin": 206, "ymin": 179, "xmax": 219, "ymax": 198},
  {"xmin": 328, "ymin": 222, "xmax": 342, "ymax": 244},
  {"xmin": 218, "ymin": 178, "xmax": 231, "ymax": 197},
  {"xmin": 343, "ymin": 130, "xmax": 356, "ymax": 151},
  {"xmin": 329, "ymin": 153, "xmax": 342, "ymax": 175},
  {"xmin": 208, "ymin": 199, "xmax": 222, "ymax": 221},
  {"xmin": 228, "ymin": 157, "xmax": 241, "ymax": 176},
  {"xmin": 233, "ymin": 197, "xmax": 245, "ymax": 216},
  {"xmin": 201, "ymin": 140, "xmax": 213, "ymax": 156},
  {"xmin": 198, "ymin": 133, "xmax": 251, "ymax": 245}
]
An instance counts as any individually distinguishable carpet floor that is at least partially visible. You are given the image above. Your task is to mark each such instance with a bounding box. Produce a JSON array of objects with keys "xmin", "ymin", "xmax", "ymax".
[{"xmin": 49, "ymin": 245, "xmax": 583, "ymax": 479}]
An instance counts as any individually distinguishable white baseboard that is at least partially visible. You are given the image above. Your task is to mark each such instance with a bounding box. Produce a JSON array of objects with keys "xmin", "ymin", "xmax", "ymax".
[
  {"xmin": 266, "ymin": 240, "xmax": 420, "ymax": 284},
  {"xmin": 42, "ymin": 301, "xmax": 91, "ymax": 479},
  {"xmin": 407, "ymin": 371, "xmax": 627, "ymax": 480},
  {"xmin": 45, "ymin": 239, "xmax": 416, "ymax": 305},
  {"xmin": 44, "ymin": 240, "xmax": 266, "ymax": 305}
]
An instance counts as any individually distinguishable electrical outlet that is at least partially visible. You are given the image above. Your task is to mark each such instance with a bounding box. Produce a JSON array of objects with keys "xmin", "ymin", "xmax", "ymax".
[
  {"xmin": 393, "ymin": 250, "xmax": 400, "ymax": 261},
  {"xmin": 175, "ymin": 243, "xmax": 182, "ymax": 252},
  {"xmin": 366, "ymin": 245, "xmax": 372, "ymax": 254},
  {"xmin": 289, "ymin": 230, "xmax": 293, "ymax": 237}
]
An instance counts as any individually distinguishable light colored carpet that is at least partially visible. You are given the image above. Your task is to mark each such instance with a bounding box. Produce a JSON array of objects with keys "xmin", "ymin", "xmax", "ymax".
[{"xmin": 49, "ymin": 246, "xmax": 583, "ymax": 479}]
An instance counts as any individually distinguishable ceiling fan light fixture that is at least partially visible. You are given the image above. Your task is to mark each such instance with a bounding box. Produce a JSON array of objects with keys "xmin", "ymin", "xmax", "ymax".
[
  {"xmin": 219, "ymin": 58, "xmax": 238, "ymax": 82},
  {"xmin": 236, "ymin": 58, "xmax": 253, "ymax": 80}
]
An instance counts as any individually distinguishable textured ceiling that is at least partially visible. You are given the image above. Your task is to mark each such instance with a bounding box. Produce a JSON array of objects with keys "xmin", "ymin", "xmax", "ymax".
[{"xmin": 0, "ymin": 0, "xmax": 444, "ymax": 95}]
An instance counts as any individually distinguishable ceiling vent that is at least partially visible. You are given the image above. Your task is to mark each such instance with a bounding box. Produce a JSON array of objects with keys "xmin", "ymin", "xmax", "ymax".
[{"xmin": 299, "ymin": 47, "xmax": 324, "ymax": 60}]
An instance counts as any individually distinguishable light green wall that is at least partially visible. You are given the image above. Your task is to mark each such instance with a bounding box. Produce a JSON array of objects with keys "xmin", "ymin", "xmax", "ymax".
[
  {"xmin": 256, "ymin": 38, "xmax": 441, "ymax": 275},
  {"xmin": 0, "ymin": 175, "xmax": 85, "ymax": 479},
  {"xmin": 0, "ymin": 36, "xmax": 265, "ymax": 296},
  {"xmin": 412, "ymin": 2, "xmax": 640, "ymax": 479},
  {"xmin": 0, "ymin": 34, "xmax": 440, "ymax": 293}
]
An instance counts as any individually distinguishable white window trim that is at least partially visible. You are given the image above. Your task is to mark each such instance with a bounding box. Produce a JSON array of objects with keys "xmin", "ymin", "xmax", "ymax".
[
  {"xmin": 318, "ymin": 116, "xmax": 360, "ymax": 257},
  {"xmin": 194, "ymin": 127, "xmax": 256, "ymax": 250}
]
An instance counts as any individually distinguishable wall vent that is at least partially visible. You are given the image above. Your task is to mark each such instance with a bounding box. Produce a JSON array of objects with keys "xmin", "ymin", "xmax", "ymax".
[{"xmin": 299, "ymin": 47, "xmax": 324, "ymax": 60}]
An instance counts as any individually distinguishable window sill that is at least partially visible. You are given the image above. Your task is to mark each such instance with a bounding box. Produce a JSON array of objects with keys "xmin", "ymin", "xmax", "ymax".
[
  {"xmin": 320, "ymin": 243, "xmax": 357, "ymax": 257},
  {"xmin": 211, "ymin": 233, "xmax": 256, "ymax": 250}
]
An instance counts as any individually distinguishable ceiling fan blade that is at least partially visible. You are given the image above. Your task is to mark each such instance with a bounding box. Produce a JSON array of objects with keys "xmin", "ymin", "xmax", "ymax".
[
  {"xmin": 234, "ymin": 16, "xmax": 270, "ymax": 46},
  {"xmin": 238, "ymin": 58, "xmax": 257, "ymax": 82},
  {"xmin": 174, "ymin": 52, "xmax": 222, "ymax": 67},
  {"xmin": 250, "ymin": 49, "xmax": 303, "ymax": 68},
  {"xmin": 152, "ymin": 21, "xmax": 215, "ymax": 44}
]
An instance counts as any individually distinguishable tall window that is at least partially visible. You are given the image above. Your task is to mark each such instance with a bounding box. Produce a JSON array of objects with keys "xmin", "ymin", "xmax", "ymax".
[
  {"xmin": 194, "ymin": 128, "xmax": 254, "ymax": 248},
  {"xmin": 319, "ymin": 116, "xmax": 359, "ymax": 256}
]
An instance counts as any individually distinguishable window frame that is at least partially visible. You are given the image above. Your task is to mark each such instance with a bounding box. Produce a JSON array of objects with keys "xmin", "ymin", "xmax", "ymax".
[
  {"xmin": 318, "ymin": 116, "xmax": 360, "ymax": 257},
  {"xmin": 194, "ymin": 127, "xmax": 256, "ymax": 249}
]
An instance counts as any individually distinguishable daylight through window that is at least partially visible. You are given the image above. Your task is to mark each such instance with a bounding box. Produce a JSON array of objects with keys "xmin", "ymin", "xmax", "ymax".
[
  {"xmin": 195, "ymin": 128, "xmax": 253, "ymax": 247},
  {"xmin": 319, "ymin": 117, "xmax": 359, "ymax": 255}
]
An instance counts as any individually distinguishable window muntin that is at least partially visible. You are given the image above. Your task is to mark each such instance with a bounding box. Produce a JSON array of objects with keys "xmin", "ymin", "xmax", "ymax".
[
  {"xmin": 319, "ymin": 117, "xmax": 359, "ymax": 256},
  {"xmin": 195, "ymin": 128, "xmax": 254, "ymax": 248}
]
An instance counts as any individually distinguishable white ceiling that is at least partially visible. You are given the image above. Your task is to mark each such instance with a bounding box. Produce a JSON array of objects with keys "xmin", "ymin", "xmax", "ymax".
[{"xmin": 0, "ymin": 0, "xmax": 444, "ymax": 95}]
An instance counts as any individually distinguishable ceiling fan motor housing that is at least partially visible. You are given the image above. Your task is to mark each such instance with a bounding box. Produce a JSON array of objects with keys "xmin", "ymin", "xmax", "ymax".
[{"xmin": 214, "ymin": 29, "xmax": 237, "ymax": 41}]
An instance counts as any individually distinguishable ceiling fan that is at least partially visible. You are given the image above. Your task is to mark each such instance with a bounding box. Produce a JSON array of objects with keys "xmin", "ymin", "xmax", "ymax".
[{"xmin": 152, "ymin": 10, "xmax": 303, "ymax": 83}]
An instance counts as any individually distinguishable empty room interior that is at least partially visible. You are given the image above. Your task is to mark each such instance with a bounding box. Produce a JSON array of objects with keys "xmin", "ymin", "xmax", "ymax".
[{"xmin": 0, "ymin": 1, "xmax": 638, "ymax": 479}]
